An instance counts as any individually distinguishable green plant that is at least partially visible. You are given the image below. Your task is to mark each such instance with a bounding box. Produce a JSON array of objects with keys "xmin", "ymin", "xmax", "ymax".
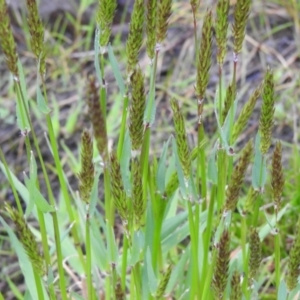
[{"xmin": 1, "ymin": 0, "xmax": 300, "ymax": 299}]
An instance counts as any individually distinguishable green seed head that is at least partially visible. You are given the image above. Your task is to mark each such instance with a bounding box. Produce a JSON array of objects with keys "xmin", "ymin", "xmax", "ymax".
[
  {"xmin": 78, "ymin": 130, "xmax": 95, "ymax": 204},
  {"xmin": 5, "ymin": 202, "xmax": 46, "ymax": 277},
  {"xmin": 259, "ymin": 69, "xmax": 275, "ymax": 154},
  {"xmin": 0, "ymin": 0, "xmax": 19, "ymax": 78},
  {"xmin": 126, "ymin": 0, "xmax": 145, "ymax": 75}
]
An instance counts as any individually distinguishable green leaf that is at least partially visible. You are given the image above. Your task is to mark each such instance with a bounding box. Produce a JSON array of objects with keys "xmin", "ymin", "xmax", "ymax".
[
  {"xmin": 37, "ymin": 84, "xmax": 51, "ymax": 114},
  {"xmin": 16, "ymin": 60, "xmax": 30, "ymax": 132},
  {"xmin": 129, "ymin": 230, "xmax": 145, "ymax": 266},
  {"xmin": 24, "ymin": 173, "xmax": 55, "ymax": 213},
  {"xmin": 90, "ymin": 213, "xmax": 108, "ymax": 270},
  {"xmin": 161, "ymin": 210, "xmax": 189, "ymax": 240},
  {"xmin": 65, "ymin": 101, "xmax": 83, "ymax": 134},
  {"xmin": 145, "ymin": 247, "xmax": 158, "ymax": 295},
  {"xmin": 29, "ymin": 151, "xmax": 37, "ymax": 182},
  {"xmin": 144, "ymin": 65, "xmax": 156, "ymax": 125},
  {"xmin": 69, "ymin": 292, "xmax": 85, "ymax": 300},
  {"xmin": 278, "ymin": 280, "xmax": 288, "ymax": 300},
  {"xmin": 156, "ymin": 136, "xmax": 172, "ymax": 194},
  {"xmin": 108, "ymin": 44, "xmax": 125, "ymax": 95},
  {"xmin": 161, "ymin": 221, "xmax": 190, "ymax": 253},
  {"xmin": 5, "ymin": 276, "xmax": 23, "ymax": 300},
  {"xmin": 89, "ymin": 170, "xmax": 101, "ymax": 217},
  {"xmin": 0, "ymin": 161, "xmax": 29, "ymax": 203},
  {"xmin": 165, "ymin": 246, "xmax": 190, "ymax": 294},
  {"xmin": 107, "ymin": 225, "xmax": 118, "ymax": 264},
  {"xmin": 252, "ymin": 132, "xmax": 267, "ymax": 189}
]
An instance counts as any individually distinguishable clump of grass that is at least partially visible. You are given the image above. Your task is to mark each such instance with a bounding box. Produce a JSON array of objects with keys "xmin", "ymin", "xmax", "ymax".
[{"xmin": 1, "ymin": 0, "xmax": 298, "ymax": 299}]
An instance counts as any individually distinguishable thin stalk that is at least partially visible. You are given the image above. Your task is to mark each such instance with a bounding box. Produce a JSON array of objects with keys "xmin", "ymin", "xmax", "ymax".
[
  {"xmin": 187, "ymin": 201, "xmax": 200, "ymax": 300},
  {"xmin": 132, "ymin": 264, "xmax": 142, "ymax": 300},
  {"xmin": 252, "ymin": 156, "xmax": 264, "ymax": 227},
  {"xmin": 241, "ymin": 219, "xmax": 250, "ymax": 298},
  {"xmin": 217, "ymin": 65, "xmax": 227, "ymax": 213},
  {"xmin": 274, "ymin": 231, "xmax": 280, "ymax": 293},
  {"xmin": 121, "ymin": 235, "xmax": 129, "ymax": 290},
  {"xmin": 200, "ymin": 185, "xmax": 216, "ymax": 296},
  {"xmin": 51, "ymin": 210, "xmax": 68, "ymax": 300},
  {"xmin": 198, "ymin": 125, "xmax": 207, "ymax": 208},
  {"xmin": 85, "ymin": 206, "xmax": 94, "ymax": 300},
  {"xmin": 202, "ymin": 244, "xmax": 218, "ymax": 300},
  {"xmin": 151, "ymin": 201, "xmax": 164, "ymax": 273},
  {"xmin": 217, "ymin": 149, "xmax": 226, "ymax": 212},
  {"xmin": 33, "ymin": 269, "xmax": 45, "ymax": 300}
]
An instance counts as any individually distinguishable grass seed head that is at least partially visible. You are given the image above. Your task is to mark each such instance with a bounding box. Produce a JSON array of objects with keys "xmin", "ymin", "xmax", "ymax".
[
  {"xmin": 224, "ymin": 140, "xmax": 253, "ymax": 212},
  {"xmin": 287, "ymin": 220, "xmax": 300, "ymax": 291},
  {"xmin": 146, "ymin": 0, "xmax": 157, "ymax": 60},
  {"xmin": 86, "ymin": 76, "xmax": 108, "ymax": 162},
  {"xmin": 132, "ymin": 158, "xmax": 145, "ymax": 229},
  {"xmin": 25, "ymin": 0, "xmax": 46, "ymax": 79},
  {"xmin": 4, "ymin": 202, "xmax": 46, "ymax": 277},
  {"xmin": 129, "ymin": 67, "xmax": 146, "ymax": 151},
  {"xmin": 216, "ymin": 0, "xmax": 230, "ymax": 65},
  {"xmin": 232, "ymin": 83, "xmax": 262, "ymax": 143},
  {"xmin": 195, "ymin": 10, "xmax": 213, "ymax": 102},
  {"xmin": 232, "ymin": 0, "xmax": 252, "ymax": 55},
  {"xmin": 249, "ymin": 228, "xmax": 261, "ymax": 282},
  {"xmin": 213, "ymin": 230, "xmax": 230, "ymax": 299},
  {"xmin": 156, "ymin": 265, "xmax": 172, "ymax": 298},
  {"xmin": 244, "ymin": 186, "xmax": 260, "ymax": 214},
  {"xmin": 78, "ymin": 130, "xmax": 95, "ymax": 204},
  {"xmin": 170, "ymin": 98, "xmax": 191, "ymax": 179},
  {"xmin": 165, "ymin": 171, "xmax": 179, "ymax": 198},
  {"xmin": 222, "ymin": 83, "xmax": 236, "ymax": 125},
  {"xmin": 259, "ymin": 68, "xmax": 275, "ymax": 154},
  {"xmin": 157, "ymin": 0, "xmax": 172, "ymax": 43},
  {"xmin": 96, "ymin": 0, "xmax": 117, "ymax": 46},
  {"xmin": 0, "ymin": 0, "xmax": 19, "ymax": 78},
  {"xmin": 271, "ymin": 141, "xmax": 284, "ymax": 213},
  {"xmin": 230, "ymin": 271, "xmax": 242, "ymax": 300},
  {"xmin": 126, "ymin": 0, "xmax": 145, "ymax": 75},
  {"xmin": 110, "ymin": 152, "xmax": 128, "ymax": 223}
]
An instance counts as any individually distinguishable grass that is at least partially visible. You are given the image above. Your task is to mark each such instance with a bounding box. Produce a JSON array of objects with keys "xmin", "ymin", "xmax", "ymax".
[{"xmin": 1, "ymin": 0, "xmax": 300, "ymax": 299}]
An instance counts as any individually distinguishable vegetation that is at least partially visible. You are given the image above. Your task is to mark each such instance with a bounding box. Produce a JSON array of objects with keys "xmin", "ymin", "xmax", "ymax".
[{"xmin": 0, "ymin": 0, "xmax": 300, "ymax": 299}]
